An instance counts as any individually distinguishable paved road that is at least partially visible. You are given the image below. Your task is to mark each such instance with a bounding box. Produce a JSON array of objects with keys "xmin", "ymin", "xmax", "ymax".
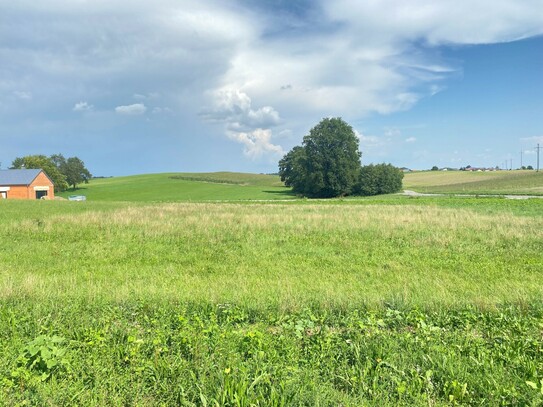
[{"xmin": 402, "ymin": 190, "xmax": 543, "ymax": 200}]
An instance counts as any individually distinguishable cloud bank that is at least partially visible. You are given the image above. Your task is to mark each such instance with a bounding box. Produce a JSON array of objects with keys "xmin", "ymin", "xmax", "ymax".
[
  {"xmin": 202, "ymin": 89, "xmax": 283, "ymax": 159},
  {"xmin": 1, "ymin": 0, "xmax": 542, "ymax": 162}
]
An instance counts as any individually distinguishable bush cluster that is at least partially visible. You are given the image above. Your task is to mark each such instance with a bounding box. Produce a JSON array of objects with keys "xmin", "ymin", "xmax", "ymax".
[{"xmin": 279, "ymin": 118, "xmax": 403, "ymax": 197}]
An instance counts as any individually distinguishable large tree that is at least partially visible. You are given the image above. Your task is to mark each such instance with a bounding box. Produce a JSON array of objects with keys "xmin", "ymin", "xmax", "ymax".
[
  {"xmin": 52, "ymin": 154, "xmax": 92, "ymax": 190},
  {"xmin": 10, "ymin": 154, "xmax": 92, "ymax": 192},
  {"xmin": 278, "ymin": 146, "xmax": 306, "ymax": 189},
  {"xmin": 279, "ymin": 118, "xmax": 361, "ymax": 198},
  {"xmin": 10, "ymin": 155, "xmax": 68, "ymax": 192}
]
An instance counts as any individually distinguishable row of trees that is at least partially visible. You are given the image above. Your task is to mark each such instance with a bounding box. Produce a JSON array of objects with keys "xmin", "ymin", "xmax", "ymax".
[
  {"xmin": 10, "ymin": 154, "xmax": 91, "ymax": 192},
  {"xmin": 279, "ymin": 118, "xmax": 403, "ymax": 198}
]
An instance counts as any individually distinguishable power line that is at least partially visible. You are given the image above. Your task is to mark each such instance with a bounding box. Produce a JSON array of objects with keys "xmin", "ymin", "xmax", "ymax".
[{"xmin": 537, "ymin": 144, "xmax": 542, "ymax": 172}]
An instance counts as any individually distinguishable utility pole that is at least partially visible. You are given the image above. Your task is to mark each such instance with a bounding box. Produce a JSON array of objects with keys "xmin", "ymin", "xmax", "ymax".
[
  {"xmin": 510, "ymin": 158, "xmax": 513, "ymax": 170},
  {"xmin": 537, "ymin": 144, "xmax": 542, "ymax": 172}
]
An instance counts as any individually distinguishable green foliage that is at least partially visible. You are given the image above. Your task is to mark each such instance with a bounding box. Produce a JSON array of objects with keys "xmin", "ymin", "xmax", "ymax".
[
  {"xmin": 11, "ymin": 155, "xmax": 69, "ymax": 192},
  {"xmin": 356, "ymin": 163, "xmax": 404, "ymax": 196},
  {"xmin": 431, "ymin": 165, "xmax": 439, "ymax": 171},
  {"xmin": 279, "ymin": 118, "xmax": 361, "ymax": 197},
  {"xmin": 1, "ymin": 302, "xmax": 543, "ymax": 405},
  {"xmin": 53, "ymin": 154, "xmax": 92, "ymax": 190},
  {"xmin": 278, "ymin": 146, "xmax": 306, "ymax": 189},
  {"xmin": 279, "ymin": 118, "xmax": 404, "ymax": 198},
  {"xmin": 10, "ymin": 154, "xmax": 92, "ymax": 192},
  {"xmin": 1, "ymin": 197, "xmax": 542, "ymax": 404},
  {"xmin": 12, "ymin": 335, "xmax": 69, "ymax": 382}
]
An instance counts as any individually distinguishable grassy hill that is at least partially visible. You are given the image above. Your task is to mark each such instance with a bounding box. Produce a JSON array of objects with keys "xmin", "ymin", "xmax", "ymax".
[
  {"xmin": 56, "ymin": 169, "xmax": 543, "ymax": 202},
  {"xmin": 57, "ymin": 172, "xmax": 295, "ymax": 202},
  {"xmin": 404, "ymin": 170, "xmax": 543, "ymax": 195}
]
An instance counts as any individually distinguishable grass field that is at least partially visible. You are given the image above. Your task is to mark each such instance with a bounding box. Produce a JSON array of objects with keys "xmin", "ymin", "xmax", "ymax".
[
  {"xmin": 2, "ymin": 172, "xmax": 543, "ymax": 405},
  {"xmin": 55, "ymin": 170, "xmax": 543, "ymax": 203},
  {"xmin": 57, "ymin": 172, "xmax": 294, "ymax": 202},
  {"xmin": 404, "ymin": 170, "xmax": 543, "ymax": 195}
]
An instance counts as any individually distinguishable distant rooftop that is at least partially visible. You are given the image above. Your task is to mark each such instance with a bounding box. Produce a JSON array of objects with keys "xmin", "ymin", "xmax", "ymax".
[{"xmin": 0, "ymin": 169, "xmax": 44, "ymax": 186}]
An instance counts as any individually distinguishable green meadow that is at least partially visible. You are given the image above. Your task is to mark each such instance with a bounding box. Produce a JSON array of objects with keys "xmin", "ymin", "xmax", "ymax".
[
  {"xmin": 1, "ymin": 172, "xmax": 543, "ymax": 405},
  {"xmin": 57, "ymin": 172, "xmax": 295, "ymax": 202}
]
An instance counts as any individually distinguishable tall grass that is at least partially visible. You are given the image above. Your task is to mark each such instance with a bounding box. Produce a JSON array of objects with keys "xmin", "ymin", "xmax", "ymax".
[
  {"xmin": 1, "ymin": 198, "xmax": 542, "ymax": 405},
  {"xmin": 1, "ymin": 200, "xmax": 542, "ymax": 308}
]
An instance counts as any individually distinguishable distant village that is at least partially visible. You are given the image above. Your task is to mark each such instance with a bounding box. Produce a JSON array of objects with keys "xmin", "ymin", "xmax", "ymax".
[{"xmin": 401, "ymin": 164, "xmax": 535, "ymax": 173}]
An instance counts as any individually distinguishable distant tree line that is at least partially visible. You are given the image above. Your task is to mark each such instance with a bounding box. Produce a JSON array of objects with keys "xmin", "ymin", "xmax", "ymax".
[
  {"xmin": 279, "ymin": 118, "xmax": 403, "ymax": 198},
  {"xmin": 10, "ymin": 154, "xmax": 92, "ymax": 192}
]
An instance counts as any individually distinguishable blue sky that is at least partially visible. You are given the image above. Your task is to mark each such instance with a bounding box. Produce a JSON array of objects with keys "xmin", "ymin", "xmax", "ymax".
[{"xmin": 1, "ymin": 1, "xmax": 542, "ymax": 176}]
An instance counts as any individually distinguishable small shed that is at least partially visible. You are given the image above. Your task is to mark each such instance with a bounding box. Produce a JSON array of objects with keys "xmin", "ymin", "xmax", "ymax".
[{"xmin": 0, "ymin": 169, "xmax": 55, "ymax": 200}]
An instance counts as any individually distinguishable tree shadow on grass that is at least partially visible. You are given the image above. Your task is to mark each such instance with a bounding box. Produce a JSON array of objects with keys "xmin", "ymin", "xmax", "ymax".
[{"xmin": 262, "ymin": 189, "xmax": 298, "ymax": 198}]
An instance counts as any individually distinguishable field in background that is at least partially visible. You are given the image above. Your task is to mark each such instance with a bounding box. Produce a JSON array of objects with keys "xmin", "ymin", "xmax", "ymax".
[
  {"xmin": 57, "ymin": 172, "xmax": 294, "ymax": 202},
  {"xmin": 55, "ymin": 170, "xmax": 543, "ymax": 203},
  {"xmin": 404, "ymin": 169, "xmax": 543, "ymax": 195},
  {"xmin": 1, "ymin": 196, "xmax": 542, "ymax": 405}
]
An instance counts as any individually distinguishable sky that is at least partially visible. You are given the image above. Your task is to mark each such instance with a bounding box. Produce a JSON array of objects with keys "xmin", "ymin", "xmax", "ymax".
[{"xmin": 1, "ymin": 0, "xmax": 542, "ymax": 176}]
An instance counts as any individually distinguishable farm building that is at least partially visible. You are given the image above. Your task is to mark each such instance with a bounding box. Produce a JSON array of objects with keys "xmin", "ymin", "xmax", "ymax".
[{"xmin": 0, "ymin": 169, "xmax": 55, "ymax": 200}]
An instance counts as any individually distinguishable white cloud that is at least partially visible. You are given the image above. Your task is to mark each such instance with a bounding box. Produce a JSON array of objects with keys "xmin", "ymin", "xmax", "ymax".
[
  {"xmin": 355, "ymin": 129, "xmax": 382, "ymax": 148},
  {"xmin": 405, "ymin": 137, "xmax": 417, "ymax": 143},
  {"xmin": 73, "ymin": 101, "xmax": 93, "ymax": 112},
  {"xmin": 13, "ymin": 91, "xmax": 32, "ymax": 100},
  {"xmin": 202, "ymin": 88, "xmax": 283, "ymax": 158},
  {"xmin": 203, "ymin": 89, "xmax": 281, "ymax": 130},
  {"xmin": 115, "ymin": 103, "xmax": 147, "ymax": 116},
  {"xmin": 323, "ymin": 1, "xmax": 543, "ymax": 45},
  {"xmin": 521, "ymin": 135, "xmax": 543, "ymax": 144},
  {"xmin": 227, "ymin": 128, "xmax": 284, "ymax": 159},
  {"xmin": 384, "ymin": 128, "xmax": 402, "ymax": 138},
  {"xmin": 213, "ymin": 0, "xmax": 543, "ymax": 125},
  {"xmin": 152, "ymin": 107, "xmax": 172, "ymax": 114}
]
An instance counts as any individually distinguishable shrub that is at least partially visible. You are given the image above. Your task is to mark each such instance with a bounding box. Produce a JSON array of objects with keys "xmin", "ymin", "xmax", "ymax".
[{"xmin": 356, "ymin": 163, "xmax": 404, "ymax": 196}]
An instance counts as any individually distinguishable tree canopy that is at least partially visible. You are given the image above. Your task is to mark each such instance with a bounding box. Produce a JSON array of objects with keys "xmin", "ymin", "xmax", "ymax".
[
  {"xmin": 279, "ymin": 118, "xmax": 361, "ymax": 198},
  {"xmin": 54, "ymin": 155, "xmax": 92, "ymax": 190},
  {"xmin": 10, "ymin": 154, "xmax": 92, "ymax": 192},
  {"xmin": 279, "ymin": 118, "xmax": 403, "ymax": 198},
  {"xmin": 355, "ymin": 164, "xmax": 404, "ymax": 196},
  {"xmin": 11, "ymin": 155, "xmax": 68, "ymax": 192}
]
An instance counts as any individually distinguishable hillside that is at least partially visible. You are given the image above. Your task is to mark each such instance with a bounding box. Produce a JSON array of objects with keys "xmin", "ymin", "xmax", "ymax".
[
  {"xmin": 56, "ymin": 170, "xmax": 543, "ymax": 202},
  {"xmin": 57, "ymin": 172, "xmax": 295, "ymax": 202},
  {"xmin": 404, "ymin": 170, "xmax": 543, "ymax": 195}
]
